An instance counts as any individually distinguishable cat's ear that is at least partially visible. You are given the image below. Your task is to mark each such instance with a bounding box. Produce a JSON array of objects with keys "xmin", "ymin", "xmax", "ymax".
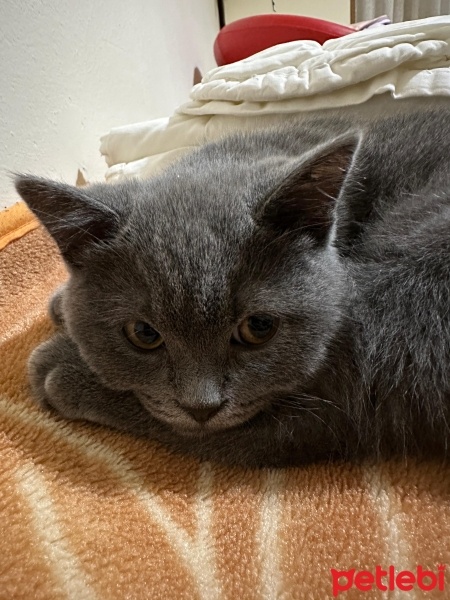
[
  {"xmin": 257, "ymin": 134, "xmax": 360, "ymax": 244},
  {"xmin": 15, "ymin": 176, "xmax": 121, "ymax": 268}
]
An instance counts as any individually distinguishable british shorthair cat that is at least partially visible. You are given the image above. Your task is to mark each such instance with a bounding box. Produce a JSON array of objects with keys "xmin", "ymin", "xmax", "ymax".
[{"xmin": 15, "ymin": 109, "xmax": 450, "ymax": 467}]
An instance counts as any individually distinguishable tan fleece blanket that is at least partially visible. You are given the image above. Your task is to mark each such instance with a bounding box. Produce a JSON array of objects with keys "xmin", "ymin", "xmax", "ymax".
[{"xmin": 0, "ymin": 204, "xmax": 449, "ymax": 599}]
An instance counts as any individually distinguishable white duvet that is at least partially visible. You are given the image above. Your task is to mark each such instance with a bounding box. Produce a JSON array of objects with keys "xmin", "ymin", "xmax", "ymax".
[{"xmin": 100, "ymin": 15, "xmax": 450, "ymax": 181}]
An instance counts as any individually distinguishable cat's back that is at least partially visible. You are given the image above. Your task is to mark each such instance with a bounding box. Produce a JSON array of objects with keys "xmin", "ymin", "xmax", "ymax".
[
  {"xmin": 351, "ymin": 109, "xmax": 450, "ymax": 270},
  {"xmin": 345, "ymin": 111, "xmax": 450, "ymax": 453}
]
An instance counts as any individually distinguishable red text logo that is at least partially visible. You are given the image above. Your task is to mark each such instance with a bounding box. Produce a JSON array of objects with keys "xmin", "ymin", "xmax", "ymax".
[{"xmin": 331, "ymin": 565, "xmax": 446, "ymax": 596}]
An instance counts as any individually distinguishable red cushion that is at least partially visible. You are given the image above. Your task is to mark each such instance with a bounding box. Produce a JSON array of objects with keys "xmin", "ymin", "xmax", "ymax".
[{"xmin": 214, "ymin": 14, "xmax": 354, "ymax": 66}]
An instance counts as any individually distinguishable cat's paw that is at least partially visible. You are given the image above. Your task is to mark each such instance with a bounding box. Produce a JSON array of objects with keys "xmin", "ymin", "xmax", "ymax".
[
  {"xmin": 28, "ymin": 333, "xmax": 90, "ymax": 420},
  {"xmin": 28, "ymin": 333, "xmax": 153, "ymax": 435},
  {"xmin": 48, "ymin": 285, "xmax": 66, "ymax": 327}
]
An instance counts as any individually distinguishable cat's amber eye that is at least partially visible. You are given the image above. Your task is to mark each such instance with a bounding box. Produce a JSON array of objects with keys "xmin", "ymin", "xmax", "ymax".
[
  {"xmin": 124, "ymin": 321, "xmax": 164, "ymax": 350},
  {"xmin": 232, "ymin": 314, "xmax": 280, "ymax": 346}
]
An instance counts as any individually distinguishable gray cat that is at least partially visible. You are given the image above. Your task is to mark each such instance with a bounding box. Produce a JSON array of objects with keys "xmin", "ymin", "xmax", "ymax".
[{"xmin": 15, "ymin": 109, "xmax": 450, "ymax": 467}]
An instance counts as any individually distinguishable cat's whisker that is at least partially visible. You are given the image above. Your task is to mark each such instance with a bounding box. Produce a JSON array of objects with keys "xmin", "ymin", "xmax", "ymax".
[
  {"xmin": 276, "ymin": 393, "xmax": 346, "ymax": 412},
  {"xmin": 261, "ymin": 410, "xmax": 295, "ymax": 439},
  {"xmin": 277, "ymin": 393, "xmax": 360, "ymax": 433},
  {"xmin": 279, "ymin": 404, "xmax": 344, "ymax": 449}
]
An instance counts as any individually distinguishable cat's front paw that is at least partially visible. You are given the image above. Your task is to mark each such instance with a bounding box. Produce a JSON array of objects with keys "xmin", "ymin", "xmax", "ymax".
[
  {"xmin": 28, "ymin": 333, "xmax": 90, "ymax": 420},
  {"xmin": 28, "ymin": 332, "xmax": 155, "ymax": 436},
  {"xmin": 48, "ymin": 285, "xmax": 66, "ymax": 328}
]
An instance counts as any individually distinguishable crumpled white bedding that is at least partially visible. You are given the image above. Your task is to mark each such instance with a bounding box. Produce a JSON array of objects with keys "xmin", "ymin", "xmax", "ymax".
[{"xmin": 100, "ymin": 15, "xmax": 450, "ymax": 182}]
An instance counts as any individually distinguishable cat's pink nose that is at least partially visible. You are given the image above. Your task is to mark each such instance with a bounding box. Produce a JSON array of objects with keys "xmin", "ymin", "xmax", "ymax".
[{"xmin": 185, "ymin": 405, "xmax": 222, "ymax": 423}]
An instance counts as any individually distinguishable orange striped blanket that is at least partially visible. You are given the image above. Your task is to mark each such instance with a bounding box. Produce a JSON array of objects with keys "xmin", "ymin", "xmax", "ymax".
[{"xmin": 0, "ymin": 203, "xmax": 449, "ymax": 599}]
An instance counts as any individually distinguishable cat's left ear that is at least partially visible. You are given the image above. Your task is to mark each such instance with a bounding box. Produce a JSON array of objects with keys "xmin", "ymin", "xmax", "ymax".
[
  {"xmin": 257, "ymin": 133, "xmax": 360, "ymax": 244},
  {"xmin": 15, "ymin": 176, "xmax": 122, "ymax": 268}
]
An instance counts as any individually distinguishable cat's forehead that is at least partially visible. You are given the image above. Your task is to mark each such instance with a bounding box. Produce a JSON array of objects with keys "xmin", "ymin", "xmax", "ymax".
[
  {"xmin": 114, "ymin": 179, "xmax": 255, "ymax": 321},
  {"xmin": 131, "ymin": 168, "xmax": 256, "ymax": 254}
]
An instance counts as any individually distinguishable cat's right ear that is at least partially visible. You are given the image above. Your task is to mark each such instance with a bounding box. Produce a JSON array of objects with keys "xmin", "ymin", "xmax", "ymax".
[
  {"xmin": 256, "ymin": 133, "xmax": 360, "ymax": 245},
  {"xmin": 15, "ymin": 176, "xmax": 121, "ymax": 268}
]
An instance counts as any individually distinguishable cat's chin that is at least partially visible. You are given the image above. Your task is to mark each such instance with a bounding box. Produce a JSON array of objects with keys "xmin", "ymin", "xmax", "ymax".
[
  {"xmin": 168, "ymin": 421, "xmax": 246, "ymax": 438},
  {"xmin": 136, "ymin": 392, "xmax": 269, "ymax": 435},
  {"xmin": 163, "ymin": 419, "xmax": 244, "ymax": 437},
  {"xmin": 171, "ymin": 425, "xmax": 215, "ymax": 438},
  {"xmin": 159, "ymin": 408, "xmax": 269, "ymax": 438}
]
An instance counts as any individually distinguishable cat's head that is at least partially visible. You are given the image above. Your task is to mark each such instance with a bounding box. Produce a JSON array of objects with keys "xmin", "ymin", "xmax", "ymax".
[{"xmin": 16, "ymin": 132, "xmax": 357, "ymax": 436}]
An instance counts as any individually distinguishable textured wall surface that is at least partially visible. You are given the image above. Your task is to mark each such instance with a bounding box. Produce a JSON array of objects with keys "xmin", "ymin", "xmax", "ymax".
[{"xmin": 0, "ymin": 0, "xmax": 218, "ymax": 208}]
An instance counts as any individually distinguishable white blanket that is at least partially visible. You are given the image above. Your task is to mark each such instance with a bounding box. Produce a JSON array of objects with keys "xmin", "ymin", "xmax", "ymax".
[{"xmin": 100, "ymin": 15, "xmax": 450, "ymax": 181}]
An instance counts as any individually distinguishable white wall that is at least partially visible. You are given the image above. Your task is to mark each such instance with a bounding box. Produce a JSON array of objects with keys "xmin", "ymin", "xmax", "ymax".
[
  {"xmin": 0, "ymin": 0, "xmax": 219, "ymax": 208},
  {"xmin": 224, "ymin": 0, "xmax": 351, "ymax": 25}
]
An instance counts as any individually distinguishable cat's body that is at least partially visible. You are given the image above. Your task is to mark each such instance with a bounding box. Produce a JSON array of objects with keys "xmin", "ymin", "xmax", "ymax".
[{"xmin": 16, "ymin": 109, "xmax": 450, "ymax": 467}]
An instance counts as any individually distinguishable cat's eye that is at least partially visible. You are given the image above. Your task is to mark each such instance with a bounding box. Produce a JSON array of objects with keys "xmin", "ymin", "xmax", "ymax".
[
  {"xmin": 232, "ymin": 314, "xmax": 279, "ymax": 346},
  {"xmin": 124, "ymin": 321, "xmax": 164, "ymax": 350}
]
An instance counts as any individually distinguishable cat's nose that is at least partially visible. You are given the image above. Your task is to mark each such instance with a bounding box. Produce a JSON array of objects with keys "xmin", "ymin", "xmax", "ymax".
[{"xmin": 185, "ymin": 405, "xmax": 222, "ymax": 423}]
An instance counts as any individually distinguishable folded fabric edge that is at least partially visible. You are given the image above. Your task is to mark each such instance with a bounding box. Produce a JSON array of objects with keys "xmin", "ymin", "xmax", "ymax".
[{"xmin": 0, "ymin": 202, "xmax": 39, "ymax": 251}]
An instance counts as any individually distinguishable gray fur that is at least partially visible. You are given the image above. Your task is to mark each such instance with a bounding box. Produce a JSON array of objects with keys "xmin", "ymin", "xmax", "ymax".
[{"xmin": 15, "ymin": 109, "xmax": 450, "ymax": 467}]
